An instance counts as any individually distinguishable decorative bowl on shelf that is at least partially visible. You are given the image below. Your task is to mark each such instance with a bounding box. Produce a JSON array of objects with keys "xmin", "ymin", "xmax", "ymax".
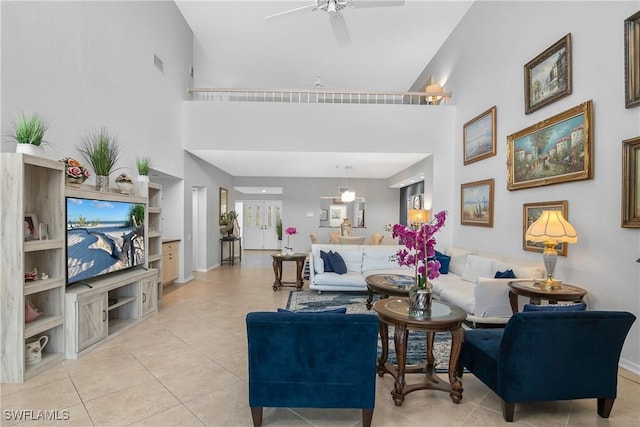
[{"xmin": 116, "ymin": 181, "xmax": 134, "ymax": 194}]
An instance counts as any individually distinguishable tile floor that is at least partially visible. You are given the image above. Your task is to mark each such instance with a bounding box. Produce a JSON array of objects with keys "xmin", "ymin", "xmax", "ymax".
[{"xmin": 1, "ymin": 251, "xmax": 639, "ymax": 426}]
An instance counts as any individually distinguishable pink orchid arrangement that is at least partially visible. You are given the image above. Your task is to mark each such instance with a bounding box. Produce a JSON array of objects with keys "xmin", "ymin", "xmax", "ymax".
[
  {"xmin": 390, "ymin": 210, "xmax": 447, "ymax": 289},
  {"xmin": 285, "ymin": 227, "xmax": 297, "ymax": 250}
]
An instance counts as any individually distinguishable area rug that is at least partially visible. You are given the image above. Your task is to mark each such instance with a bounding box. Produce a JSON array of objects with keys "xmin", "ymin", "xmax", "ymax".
[{"xmin": 286, "ymin": 291, "xmax": 453, "ymax": 372}]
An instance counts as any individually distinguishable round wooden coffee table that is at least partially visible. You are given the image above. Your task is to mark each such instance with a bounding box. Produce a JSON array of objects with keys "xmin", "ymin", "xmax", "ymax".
[
  {"xmin": 271, "ymin": 253, "xmax": 307, "ymax": 291},
  {"xmin": 508, "ymin": 280, "xmax": 588, "ymax": 313},
  {"xmin": 373, "ymin": 298, "xmax": 467, "ymax": 406},
  {"xmin": 364, "ymin": 274, "xmax": 413, "ymax": 309}
]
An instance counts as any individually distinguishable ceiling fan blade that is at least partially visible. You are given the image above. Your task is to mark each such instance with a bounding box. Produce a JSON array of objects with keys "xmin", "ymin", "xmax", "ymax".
[
  {"xmin": 330, "ymin": 13, "xmax": 351, "ymax": 47},
  {"xmin": 352, "ymin": 0, "xmax": 405, "ymax": 8},
  {"xmin": 264, "ymin": 4, "xmax": 316, "ymax": 20}
]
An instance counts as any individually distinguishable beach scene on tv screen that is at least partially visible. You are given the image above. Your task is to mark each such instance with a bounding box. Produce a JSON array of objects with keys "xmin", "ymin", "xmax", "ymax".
[{"xmin": 67, "ymin": 198, "xmax": 145, "ymax": 284}]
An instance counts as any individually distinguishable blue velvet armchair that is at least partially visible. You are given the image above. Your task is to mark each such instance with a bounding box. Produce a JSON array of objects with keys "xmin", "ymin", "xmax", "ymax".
[
  {"xmin": 458, "ymin": 310, "xmax": 636, "ymax": 422},
  {"xmin": 246, "ymin": 312, "xmax": 379, "ymax": 427}
]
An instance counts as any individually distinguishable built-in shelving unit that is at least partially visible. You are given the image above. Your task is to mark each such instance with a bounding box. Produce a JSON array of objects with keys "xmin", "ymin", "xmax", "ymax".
[
  {"xmin": 147, "ymin": 182, "xmax": 163, "ymax": 301},
  {"xmin": 1, "ymin": 154, "xmax": 66, "ymax": 383}
]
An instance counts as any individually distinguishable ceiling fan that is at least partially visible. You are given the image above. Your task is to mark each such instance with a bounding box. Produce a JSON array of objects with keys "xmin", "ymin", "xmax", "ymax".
[{"xmin": 264, "ymin": 0, "xmax": 405, "ymax": 47}]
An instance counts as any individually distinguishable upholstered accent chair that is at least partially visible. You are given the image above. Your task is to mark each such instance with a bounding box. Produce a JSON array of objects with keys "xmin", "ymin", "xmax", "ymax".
[
  {"xmin": 246, "ymin": 312, "xmax": 379, "ymax": 427},
  {"xmin": 329, "ymin": 231, "xmax": 341, "ymax": 244},
  {"xmin": 309, "ymin": 233, "xmax": 318, "ymax": 244},
  {"xmin": 370, "ymin": 233, "xmax": 384, "ymax": 245},
  {"xmin": 458, "ymin": 310, "xmax": 636, "ymax": 422}
]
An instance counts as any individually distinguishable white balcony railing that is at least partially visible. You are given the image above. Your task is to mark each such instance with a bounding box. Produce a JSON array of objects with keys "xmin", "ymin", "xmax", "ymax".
[{"xmin": 188, "ymin": 88, "xmax": 442, "ymax": 106}]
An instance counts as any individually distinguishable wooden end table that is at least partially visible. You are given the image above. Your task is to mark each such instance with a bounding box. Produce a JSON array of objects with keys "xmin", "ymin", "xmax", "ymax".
[
  {"xmin": 508, "ymin": 280, "xmax": 588, "ymax": 313},
  {"xmin": 220, "ymin": 236, "xmax": 241, "ymax": 266},
  {"xmin": 364, "ymin": 274, "xmax": 413, "ymax": 309},
  {"xmin": 271, "ymin": 253, "xmax": 307, "ymax": 292},
  {"xmin": 373, "ymin": 298, "xmax": 467, "ymax": 406}
]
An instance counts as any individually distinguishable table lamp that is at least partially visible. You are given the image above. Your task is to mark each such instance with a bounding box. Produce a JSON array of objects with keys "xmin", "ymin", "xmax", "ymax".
[
  {"xmin": 408, "ymin": 209, "xmax": 430, "ymax": 229},
  {"xmin": 525, "ymin": 210, "xmax": 578, "ymax": 290}
]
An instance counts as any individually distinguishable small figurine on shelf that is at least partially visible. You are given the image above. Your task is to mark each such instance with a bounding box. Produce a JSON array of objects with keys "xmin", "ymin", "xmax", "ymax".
[
  {"xmin": 24, "ymin": 268, "xmax": 38, "ymax": 281},
  {"xmin": 60, "ymin": 157, "xmax": 90, "ymax": 187},
  {"xmin": 115, "ymin": 173, "xmax": 134, "ymax": 194},
  {"xmin": 25, "ymin": 300, "xmax": 42, "ymax": 323}
]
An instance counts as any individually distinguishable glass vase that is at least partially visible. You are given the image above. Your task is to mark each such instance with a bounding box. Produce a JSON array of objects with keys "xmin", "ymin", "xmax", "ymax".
[
  {"xmin": 408, "ymin": 284, "xmax": 432, "ymax": 317},
  {"xmin": 96, "ymin": 175, "xmax": 109, "ymax": 192}
]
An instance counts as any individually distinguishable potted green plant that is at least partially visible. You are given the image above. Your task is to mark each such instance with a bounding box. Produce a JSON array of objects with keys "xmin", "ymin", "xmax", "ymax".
[
  {"xmin": 136, "ymin": 157, "xmax": 152, "ymax": 180},
  {"xmin": 78, "ymin": 127, "xmax": 121, "ymax": 192},
  {"xmin": 10, "ymin": 113, "xmax": 49, "ymax": 155},
  {"xmin": 222, "ymin": 210, "xmax": 238, "ymax": 236}
]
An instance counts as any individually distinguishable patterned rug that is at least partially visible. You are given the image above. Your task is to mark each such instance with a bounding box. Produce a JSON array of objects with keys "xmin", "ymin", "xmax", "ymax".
[{"xmin": 286, "ymin": 291, "xmax": 453, "ymax": 371}]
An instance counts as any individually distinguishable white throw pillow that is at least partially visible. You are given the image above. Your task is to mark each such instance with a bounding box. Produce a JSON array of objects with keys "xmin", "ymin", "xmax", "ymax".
[
  {"xmin": 446, "ymin": 248, "xmax": 472, "ymax": 276},
  {"xmin": 461, "ymin": 255, "xmax": 494, "ymax": 283},
  {"xmin": 313, "ymin": 255, "xmax": 324, "ymax": 274},
  {"xmin": 514, "ymin": 265, "xmax": 544, "ymax": 279}
]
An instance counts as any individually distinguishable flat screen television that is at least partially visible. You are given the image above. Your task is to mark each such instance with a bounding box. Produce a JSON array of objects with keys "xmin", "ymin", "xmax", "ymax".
[{"xmin": 66, "ymin": 196, "xmax": 145, "ymax": 285}]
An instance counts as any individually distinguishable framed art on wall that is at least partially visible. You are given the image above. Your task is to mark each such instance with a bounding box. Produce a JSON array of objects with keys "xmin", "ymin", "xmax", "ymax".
[
  {"xmin": 524, "ymin": 33, "xmax": 572, "ymax": 114},
  {"xmin": 460, "ymin": 179, "xmax": 494, "ymax": 227},
  {"xmin": 522, "ymin": 200, "xmax": 569, "ymax": 255},
  {"xmin": 625, "ymin": 11, "xmax": 640, "ymax": 108},
  {"xmin": 507, "ymin": 100, "xmax": 593, "ymax": 191},
  {"xmin": 463, "ymin": 106, "xmax": 496, "ymax": 165},
  {"xmin": 622, "ymin": 136, "xmax": 640, "ymax": 228},
  {"xmin": 219, "ymin": 187, "xmax": 228, "ymax": 225}
]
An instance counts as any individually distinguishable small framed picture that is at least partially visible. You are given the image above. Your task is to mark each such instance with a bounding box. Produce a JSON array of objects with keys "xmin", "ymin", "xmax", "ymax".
[
  {"xmin": 319, "ymin": 209, "xmax": 328, "ymax": 221},
  {"xmin": 463, "ymin": 106, "xmax": 496, "ymax": 165},
  {"xmin": 625, "ymin": 11, "xmax": 640, "ymax": 108},
  {"xmin": 460, "ymin": 179, "xmax": 494, "ymax": 227},
  {"xmin": 524, "ymin": 34, "xmax": 572, "ymax": 114},
  {"xmin": 522, "ymin": 201, "xmax": 569, "ymax": 255},
  {"xmin": 24, "ymin": 213, "xmax": 39, "ymax": 241},
  {"xmin": 622, "ymin": 136, "xmax": 640, "ymax": 227}
]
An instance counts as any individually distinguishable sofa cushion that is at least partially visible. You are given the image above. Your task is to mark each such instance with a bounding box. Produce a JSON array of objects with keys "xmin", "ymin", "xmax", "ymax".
[
  {"xmin": 494, "ymin": 269, "xmax": 516, "ymax": 278},
  {"xmin": 523, "ymin": 303, "xmax": 586, "ymax": 312},
  {"xmin": 462, "ymin": 255, "xmax": 494, "ymax": 283},
  {"xmin": 445, "ymin": 248, "xmax": 472, "ymax": 275},
  {"xmin": 328, "ymin": 251, "xmax": 348, "ymax": 274},
  {"xmin": 313, "ymin": 255, "xmax": 325, "ymax": 274},
  {"xmin": 313, "ymin": 271, "xmax": 366, "ymax": 287},
  {"xmin": 320, "ymin": 250, "xmax": 334, "ymax": 272},
  {"xmin": 333, "ymin": 247, "xmax": 364, "ymax": 273},
  {"xmin": 362, "ymin": 246, "xmax": 402, "ymax": 272},
  {"xmin": 438, "ymin": 281, "xmax": 476, "ymax": 314},
  {"xmin": 513, "ymin": 265, "xmax": 544, "ymax": 279},
  {"xmin": 277, "ymin": 307, "xmax": 347, "ymax": 314}
]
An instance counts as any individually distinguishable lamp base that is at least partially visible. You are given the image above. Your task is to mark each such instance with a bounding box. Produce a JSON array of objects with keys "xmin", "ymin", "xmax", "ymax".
[{"xmin": 534, "ymin": 278, "xmax": 563, "ymax": 290}]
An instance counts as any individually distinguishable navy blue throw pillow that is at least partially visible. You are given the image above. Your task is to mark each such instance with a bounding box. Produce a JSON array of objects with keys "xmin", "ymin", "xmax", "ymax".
[
  {"xmin": 327, "ymin": 251, "xmax": 348, "ymax": 274},
  {"xmin": 277, "ymin": 307, "xmax": 347, "ymax": 314},
  {"xmin": 319, "ymin": 250, "xmax": 334, "ymax": 272},
  {"xmin": 523, "ymin": 302, "xmax": 586, "ymax": 312},
  {"xmin": 435, "ymin": 251, "xmax": 451, "ymax": 274},
  {"xmin": 494, "ymin": 269, "xmax": 516, "ymax": 279}
]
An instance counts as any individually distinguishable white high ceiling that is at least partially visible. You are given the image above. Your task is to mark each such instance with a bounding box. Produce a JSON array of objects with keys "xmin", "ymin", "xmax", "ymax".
[{"xmin": 175, "ymin": 0, "xmax": 473, "ymax": 182}]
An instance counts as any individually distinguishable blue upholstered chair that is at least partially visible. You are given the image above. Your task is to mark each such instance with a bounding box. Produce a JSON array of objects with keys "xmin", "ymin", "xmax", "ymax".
[
  {"xmin": 246, "ymin": 312, "xmax": 379, "ymax": 427},
  {"xmin": 458, "ymin": 310, "xmax": 636, "ymax": 422}
]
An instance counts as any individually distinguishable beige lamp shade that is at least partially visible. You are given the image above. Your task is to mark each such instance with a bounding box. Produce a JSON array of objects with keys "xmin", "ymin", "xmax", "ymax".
[
  {"xmin": 408, "ymin": 209, "xmax": 431, "ymax": 225},
  {"xmin": 525, "ymin": 210, "xmax": 578, "ymax": 244}
]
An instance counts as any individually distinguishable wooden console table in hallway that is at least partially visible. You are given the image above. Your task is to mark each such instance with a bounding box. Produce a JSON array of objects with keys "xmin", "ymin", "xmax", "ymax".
[
  {"xmin": 271, "ymin": 253, "xmax": 306, "ymax": 291},
  {"xmin": 220, "ymin": 236, "xmax": 242, "ymax": 266}
]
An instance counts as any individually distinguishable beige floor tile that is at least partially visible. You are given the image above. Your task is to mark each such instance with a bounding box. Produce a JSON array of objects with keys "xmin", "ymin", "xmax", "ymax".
[
  {"xmin": 184, "ymin": 381, "xmax": 255, "ymax": 427},
  {"xmin": 70, "ymin": 359, "xmax": 154, "ymax": 401},
  {"xmin": 0, "ymin": 379, "xmax": 82, "ymax": 427},
  {"xmin": 135, "ymin": 346, "xmax": 211, "ymax": 378},
  {"xmin": 63, "ymin": 345, "xmax": 137, "ymax": 378},
  {"xmin": 128, "ymin": 404, "xmax": 204, "ymax": 426},
  {"xmin": 290, "ymin": 408, "xmax": 362, "ymax": 427},
  {"xmin": 0, "ymin": 362, "xmax": 69, "ymax": 397},
  {"xmin": 159, "ymin": 360, "xmax": 242, "ymax": 403},
  {"xmin": 84, "ymin": 380, "xmax": 180, "ymax": 426},
  {"xmin": 11, "ymin": 403, "xmax": 94, "ymax": 427}
]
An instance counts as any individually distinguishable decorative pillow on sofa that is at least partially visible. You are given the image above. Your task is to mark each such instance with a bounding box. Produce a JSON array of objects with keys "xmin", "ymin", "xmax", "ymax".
[
  {"xmin": 277, "ymin": 307, "xmax": 347, "ymax": 314},
  {"xmin": 461, "ymin": 255, "xmax": 494, "ymax": 283},
  {"xmin": 523, "ymin": 303, "xmax": 586, "ymax": 312},
  {"xmin": 327, "ymin": 251, "xmax": 348, "ymax": 274},
  {"xmin": 435, "ymin": 251, "xmax": 451, "ymax": 274},
  {"xmin": 320, "ymin": 250, "xmax": 334, "ymax": 273},
  {"xmin": 313, "ymin": 255, "xmax": 324, "ymax": 274},
  {"xmin": 494, "ymin": 269, "xmax": 516, "ymax": 278},
  {"xmin": 445, "ymin": 248, "xmax": 472, "ymax": 276}
]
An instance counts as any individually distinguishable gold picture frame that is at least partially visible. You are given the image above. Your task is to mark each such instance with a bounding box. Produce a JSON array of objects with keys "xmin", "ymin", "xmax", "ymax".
[
  {"xmin": 460, "ymin": 179, "xmax": 494, "ymax": 227},
  {"xmin": 622, "ymin": 136, "xmax": 640, "ymax": 227},
  {"xmin": 463, "ymin": 106, "xmax": 497, "ymax": 165},
  {"xmin": 219, "ymin": 187, "xmax": 228, "ymax": 225},
  {"xmin": 625, "ymin": 11, "xmax": 640, "ymax": 108},
  {"xmin": 524, "ymin": 34, "xmax": 572, "ymax": 114},
  {"xmin": 522, "ymin": 200, "xmax": 569, "ymax": 256},
  {"xmin": 507, "ymin": 100, "xmax": 593, "ymax": 191}
]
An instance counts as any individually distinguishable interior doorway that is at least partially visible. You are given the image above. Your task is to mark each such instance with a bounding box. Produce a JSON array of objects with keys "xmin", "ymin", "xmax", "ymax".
[{"xmin": 242, "ymin": 200, "xmax": 282, "ymax": 250}]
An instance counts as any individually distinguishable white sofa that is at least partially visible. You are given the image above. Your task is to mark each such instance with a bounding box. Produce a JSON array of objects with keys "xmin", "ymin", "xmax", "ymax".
[{"xmin": 309, "ymin": 244, "xmax": 545, "ymax": 326}]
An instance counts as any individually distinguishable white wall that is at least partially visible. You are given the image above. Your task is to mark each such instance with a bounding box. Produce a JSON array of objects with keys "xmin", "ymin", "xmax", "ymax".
[
  {"xmin": 1, "ymin": 1, "xmax": 192, "ymax": 180},
  {"xmin": 421, "ymin": 0, "xmax": 640, "ymax": 372}
]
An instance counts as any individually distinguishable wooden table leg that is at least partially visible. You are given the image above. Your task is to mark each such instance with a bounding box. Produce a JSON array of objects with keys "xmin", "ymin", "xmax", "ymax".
[
  {"xmin": 391, "ymin": 325, "xmax": 409, "ymax": 406},
  {"xmin": 295, "ymin": 259, "xmax": 304, "ymax": 291},
  {"xmin": 272, "ymin": 259, "xmax": 282, "ymax": 291},
  {"xmin": 448, "ymin": 327, "xmax": 464, "ymax": 404},
  {"xmin": 377, "ymin": 322, "xmax": 389, "ymax": 376},
  {"xmin": 366, "ymin": 289, "xmax": 374, "ymax": 310},
  {"xmin": 509, "ymin": 290, "xmax": 519, "ymax": 314}
]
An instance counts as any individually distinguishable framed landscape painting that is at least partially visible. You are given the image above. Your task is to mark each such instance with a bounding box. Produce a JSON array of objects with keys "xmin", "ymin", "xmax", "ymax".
[
  {"xmin": 463, "ymin": 106, "xmax": 496, "ymax": 165},
  {"xmin": 625, "ymin": 11, "xmax": 640, "ymax": 108},
  {"xmin": 460, "ymin": 179, "xmax": 494, "ymax": 227},
  {"xmin": 622, "ymin": 136, "xmax": 640, "ymax": 228},
  {"xmin": 524, "ymin": 34, "xmax": 572, "ymax": 114},
  {"xmin": 507, "ymin": 100, "xmax": 593, "ymax": 191},
  {"xmin": 522, "ymin": 200, "xmax": 569, "ymax": 256}
]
